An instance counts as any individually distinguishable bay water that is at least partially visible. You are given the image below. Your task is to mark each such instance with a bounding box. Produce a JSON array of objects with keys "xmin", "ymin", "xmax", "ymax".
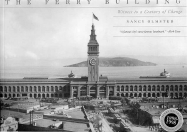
[{"xmin": 0, "ymin": 65, "xmax": 187, "ymax": 79}]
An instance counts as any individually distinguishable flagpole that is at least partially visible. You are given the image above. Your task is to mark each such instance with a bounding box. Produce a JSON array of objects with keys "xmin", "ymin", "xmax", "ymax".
[
  {"xmin": 92, "ymin": 12, "xmax": 94, "ymax": 25},
  {"xmin": 92, "ymin": 16, "xmax": 93, "ymax": 25}
]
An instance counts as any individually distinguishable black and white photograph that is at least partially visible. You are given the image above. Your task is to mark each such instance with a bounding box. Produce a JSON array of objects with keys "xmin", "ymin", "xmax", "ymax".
[{"xmin": 0, "ymin": 0, "xmax": 187, "ymax": 132}]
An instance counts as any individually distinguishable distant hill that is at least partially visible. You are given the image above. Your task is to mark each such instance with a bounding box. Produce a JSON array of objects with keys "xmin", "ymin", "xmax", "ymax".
[{"xmin": 64, "ymin": 57, "xmax": 157, "ymax": 67}]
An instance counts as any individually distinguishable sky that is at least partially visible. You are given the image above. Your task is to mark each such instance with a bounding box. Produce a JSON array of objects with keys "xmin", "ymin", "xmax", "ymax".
[{"xmin": 0, "ymin": 0, "xmax": 187, "ymax": 69}]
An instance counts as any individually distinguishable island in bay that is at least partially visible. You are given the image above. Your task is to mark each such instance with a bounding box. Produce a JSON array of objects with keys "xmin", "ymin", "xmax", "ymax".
[{"xmin": 64, "ymin": 57, "xmax": 157, "ymax": 67}]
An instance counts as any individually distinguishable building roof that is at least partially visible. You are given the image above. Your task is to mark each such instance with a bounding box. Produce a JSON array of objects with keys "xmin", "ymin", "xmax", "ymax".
[
  {"xmin": 33, "ymin": 119, "xmax": 62, "ymax": 128},
  {"xmin": 1, "ymin": 110, "xmax": 31, "ymax": 119},
  {"xmin": 0, "ymin": 77, "xmax": 187, "ymax": 84},
  {"xmin": 108, "ymin": 77, "xmax": 187, "ymax": 83},
  {"xmin": 51, "ymin": 105, "xmax": 68, "ymax": 109},
  {"xmin": 0, "ymin": 78, "xmax": 69, "ymax": 83},
  {"xmin": 10, "ymin": 104, "xmax": 40, "ymax": 110}
]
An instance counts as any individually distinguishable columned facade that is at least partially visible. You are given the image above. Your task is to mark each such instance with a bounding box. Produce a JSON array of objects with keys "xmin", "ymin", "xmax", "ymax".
[{"xmin": 114, "ymin": 83, "xmax": 187, "ymax": 98}]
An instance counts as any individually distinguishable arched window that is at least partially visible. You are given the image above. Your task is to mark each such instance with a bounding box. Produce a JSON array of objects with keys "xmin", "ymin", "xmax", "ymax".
[
  {"xmin": 117, "ymin": 86, "xmax": 120, "ymax": 91},
  {"xmin": 42, "ymin": 86, "xmax": 45, "ymax": 92},
  {"xmin": 184, "ymin": 85, "xmax": 187, "ymax": 91},
  {"xmin": 0, "ymin": 86, "xmax": 3, "ymax": 92},
  {"xmin": 126, "ymin": 93, "xmax": 129, "ymax": 97},
  {"xmin": 126, "ymin": 85, "xmax": 129, "ymax": 91},
  {"xmin": 55, "ymin": 86, "xmax": 58, "ymax": 92},
  {"xmin": 34, "ymin": 86, "xmax": 37, "ymax": 92},
  {"xmin": 30, "ymin": 86, "xmax": 32, "ymax": 92},
  {"xmin": 170, "ymin": 93, "xmax": 173, "ymax": 98},
  {"xmin": 130, "ymin": 86, "xmax": 133, "ymax": 91},
  {"xmin": 143, "ymin": 85, "xmax": 146, "ymax": 91},
  {"xmin": 139, "ymin": 85, "xmax": 142, "ymax": 91},
  {"xmin": 13, "ymin": 86, "xmax": 16, "ymax": 92},
  {"xmin": 134, "ymin": 85, "xmax": 137, "ymax": 91},
  {"xmin": 179, "ymin": 85, "xmax": 182, "ymax": 91},
  {"xmin": 161, "ymin": 85, "xmax": 165, "ymax": 91},
  {"xmin": 21, "ymin": 86, "xmax": 24, "ymax": 92},
  {"xmin": 121, "ymin": 86, "xmax": 124, "ymax": 91},
  {"xmin": 175, "ymin": 85, "xmax": 178, "ymax": 91},
  {"xmin": 170, "ymin": 85, "xmax": 174, "ymax": 91},
  {"xmin": 157, "ymin": 85, "xmax": 160, "ymax": 91},
  {"xmin": 148, "ymin": 85, "xmax": 151, "ymax": 91},
  {"xmin": 152, "ymin": 85, "xmax": 156, "ymax": 91},
  {"xmin": 51, "ymin": 86, "xmax": 54, "ymax": 92},
  {"xmin": 47, "ymin": 86, "xmax": 49, "ymax": 92},
  {"xmin": 184, "ymin": 93, "xmax": 187, "ymax": 97},
  {"xmin": 17, "ymin": 86, "xmax": 20, "ymax": 92},
  {"xmin": 38, "ymin": 86, "xmax": 41, "ymax": 92},
  {"xmin": 26, "ymin": 86, "xmax": 28, "ymax": 92},
  {"xmin": 166, "ymin": 85, "xmax": 169, "ymax": 91},
  {"xmin": 9, "ymin": 86, "xmax": 11, "ymax": 92}
]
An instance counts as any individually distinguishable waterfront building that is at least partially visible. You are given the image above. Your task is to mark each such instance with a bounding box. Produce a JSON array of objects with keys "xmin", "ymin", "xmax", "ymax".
[{"xmin": 0, "ymin": 24, "xmax": 187, "ymax": 99}]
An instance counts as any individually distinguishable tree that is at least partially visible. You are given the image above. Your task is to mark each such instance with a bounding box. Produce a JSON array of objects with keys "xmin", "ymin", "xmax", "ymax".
[
  {"xmin": 121, "ymin": 97, "xmax": 130, "ymax": 106},
  {"xmin": 131, "ymin": 102, "xmax": 140, "ymax": 109}
]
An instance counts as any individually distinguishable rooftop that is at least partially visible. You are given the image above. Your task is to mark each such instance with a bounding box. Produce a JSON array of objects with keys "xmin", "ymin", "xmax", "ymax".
[
  {"xmin": 33, "ymin": 119, "xmax": 62, "ymax": 128},
  {"xmin": 1, "ymin": 110, "xmax": 32, "ymax": 119},
  {"xmin": 109, "ymin": 77, "xmax": 187, "ymax": 82},
  {"xmin": 63, "ymin": 122, "xmax": 89, "ymax": 132},
  {"xmin": 0, "ymin": 78, "xmax": 68, "ymax": 83},
  {"xmin": 51, "ymin": 105, "xmax": 68, "ymax": 108},
  {"xmin": 28, "ymin": 118, "xmax": 89, "ymax": 132},
  {"xmin": 54, "ymin": 108, "xmax": 85, "ymax": 119},
  {"xmin": 1, "ymin": 77, "xmax": 187, "ymax": 83}
]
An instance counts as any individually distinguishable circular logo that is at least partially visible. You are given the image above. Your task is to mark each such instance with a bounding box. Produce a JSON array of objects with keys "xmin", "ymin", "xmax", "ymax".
[
  {"xmin": 89, "ymin": 58, "xmax": 96, "ymax": 66},
  {"xmin": 160, "ymin": 108, "xmax": 183, "ymax": 132}
]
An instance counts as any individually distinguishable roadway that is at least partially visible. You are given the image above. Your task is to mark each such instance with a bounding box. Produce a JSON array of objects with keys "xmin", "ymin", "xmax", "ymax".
[
  {"xmin": 100, "ymin": 118, "xmax": 113, "ymax": 132},
  {"xmin": 43, "ymin": 115, "xmax": 89, "ymax": 124}
]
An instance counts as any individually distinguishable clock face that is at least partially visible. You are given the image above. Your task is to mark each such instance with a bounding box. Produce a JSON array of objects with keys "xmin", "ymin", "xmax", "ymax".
[{"xmin": 89, "ymin": 58, "xmax": 96, "ymax": 66}]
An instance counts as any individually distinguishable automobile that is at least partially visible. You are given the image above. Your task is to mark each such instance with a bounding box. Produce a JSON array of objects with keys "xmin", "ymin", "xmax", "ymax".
[{"xmin": 49, "ymin": 125, "xmax": 58, "ymax": 129}]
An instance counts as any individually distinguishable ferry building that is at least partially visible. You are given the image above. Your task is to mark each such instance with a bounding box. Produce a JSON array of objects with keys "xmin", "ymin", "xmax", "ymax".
[{"xmin": 0, "ymin": 24, "xmax": 187, "ymax": 99}]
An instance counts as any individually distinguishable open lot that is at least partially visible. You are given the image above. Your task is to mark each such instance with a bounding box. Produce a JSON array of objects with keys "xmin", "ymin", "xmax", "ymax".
[
  {"xmin": 65, "ymin": 109, "xmax": 85, "ymax": 119},
  {"xmin": 1, "ymin": 109, "xmax": 29, "ymax": 119},
  {"xmin": 64, "ymin": 122, "xmax": 89, "ymax": 132}
]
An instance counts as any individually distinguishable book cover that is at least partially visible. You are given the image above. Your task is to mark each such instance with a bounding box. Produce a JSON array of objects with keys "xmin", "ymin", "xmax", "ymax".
[{"xmin": 0, "ymin": 0, "xmax": 187, "ymax": 132}]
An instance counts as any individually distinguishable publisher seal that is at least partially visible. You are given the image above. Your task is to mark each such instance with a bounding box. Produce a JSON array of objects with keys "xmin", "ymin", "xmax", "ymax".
[{"xmin": 160, "ymin": 108, "xmax": 183, "ymax": 132}]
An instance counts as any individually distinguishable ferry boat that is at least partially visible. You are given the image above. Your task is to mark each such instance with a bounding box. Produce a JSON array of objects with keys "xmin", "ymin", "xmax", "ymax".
[
  {"xmin": 68, "ymin": 71, "xmax": 75, "ymax": 78},
  {"xmin": 160, "ymin": 69, "xmax": 170, "ymax": 77},
  {"xmin": 140, "ymin": 69, "xmax": 170, "ymax": 78}
]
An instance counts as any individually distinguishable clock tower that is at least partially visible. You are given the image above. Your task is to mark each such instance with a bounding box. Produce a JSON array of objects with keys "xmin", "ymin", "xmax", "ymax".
[{"xmin": 87, "ymin": 24, "xmax": 99, "ymax": 82}]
